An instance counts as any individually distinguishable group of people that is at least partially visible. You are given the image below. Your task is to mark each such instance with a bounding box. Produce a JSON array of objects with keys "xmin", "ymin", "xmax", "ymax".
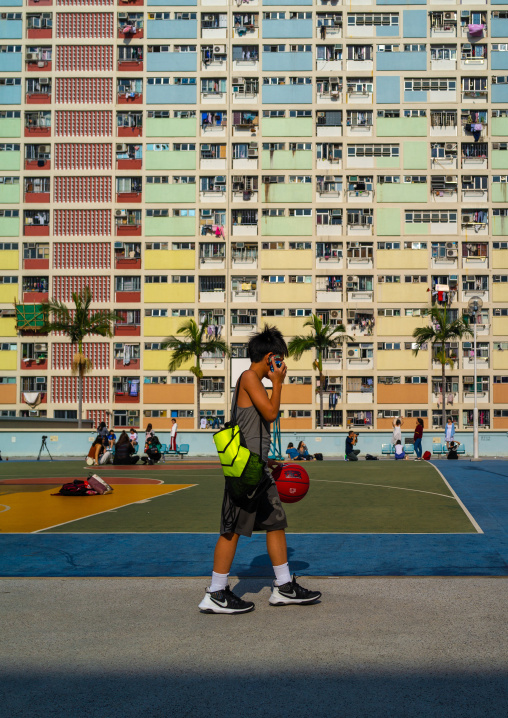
[
  {"xmin": 392, "ymin": 417, "xmax": 461, "ymax": 461},
  {"xmin": 86, "ymin": 421, "xmax": 177, "ymax": 466},
  {"xmin": 286, "ymin": 441, "xmax": 315, "ymax": 461}
]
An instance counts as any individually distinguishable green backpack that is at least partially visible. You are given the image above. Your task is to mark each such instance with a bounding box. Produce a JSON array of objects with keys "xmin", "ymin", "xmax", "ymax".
[{"xmin": 213, "ymin": 373, "xmax": 268, "ymax": 505}]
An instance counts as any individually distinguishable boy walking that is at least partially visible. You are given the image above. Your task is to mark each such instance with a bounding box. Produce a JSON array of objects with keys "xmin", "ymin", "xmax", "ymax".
[{"xmin": 199, "ymin": 326, "xmax": 321, "ymax": 614}]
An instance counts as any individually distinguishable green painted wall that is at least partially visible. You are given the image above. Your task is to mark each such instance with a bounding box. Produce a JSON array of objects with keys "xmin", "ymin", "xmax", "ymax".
[
  {"xmin": 375, "ymin": 157, "xmax": 400, "ymax": 169},
  {"xmin": 492, "ymin": 151, "xmax": 508, "ymax": 170},
  {"xmin": 0, "ymin": 216, "xmax": 19, "ymax": 236},
  {"xmin": 376, "ymin": 183, "xmax": 427, "ymax": 203},
  {"xmin": 0, "ymin": 151, "xmax": 20, "ymax": 171},
  {"xmin": 404, "ymin": 222, "xmax": 430, "ymax": 235},
  {"xmin": 262, "ymin": 118, "xmax": 313, "ymax": 137},
  {"xmin": 493, "ymin": 215, "xmax": 508, "ymax": 236},
  {"xmin": 0, "ymin": 118, "xmax": 21, "ymax": 138},
  {"xmin": 403, "ymin": 142, "xmax": 427, "ymax": 169},
  {"xmin": 144, "ymin": 216, "xmax": 196, "ymax": 236},
  {"xmin": 146, "ymin": 151, "xmax": 196, "ymax": 171},
  {"xmin": 376, "ymin": 208, "xmax": 401, "ymax": 236},
  {"xmin": 145, "ymin": 183, "xmax": 196, "ymax": 203},
  {"xmin": 492, "ymin": 184, "xmax": 508, "ymax": 202},
  {"xmin": 261, "ymin": 150, "xmax": 312, "ymax": 170},
  {"xmin": 376, "ymin": 117, "xmax": 427, "ymax": 137},
  {"xmin": 261, "ymin": 216, "xmax": 313, "ymax": 236},
  {"xmin": 263, "ymin": 183, "xmax": 312, "ymax": 203},
  {"xmin": 492, "ymin": 117, "xmax": 508, "ymax": 136},
  {"xmin": 0, "ymin": 184, "xmax": 19, "ymax": 203},
  {"xmin": 146, "ymin": 118, "xmax": 196, "ymax": 137}
]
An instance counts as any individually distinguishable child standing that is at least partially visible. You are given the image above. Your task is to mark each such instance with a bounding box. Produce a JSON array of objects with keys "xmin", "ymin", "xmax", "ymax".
[{"xmin": 199, "ymin": 326, "xmax": 321, "ymax": 614}]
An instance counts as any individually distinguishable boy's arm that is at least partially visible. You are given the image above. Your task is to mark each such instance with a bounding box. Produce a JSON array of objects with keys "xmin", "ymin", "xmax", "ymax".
[{"xmin": 242, "ymin": 362, "xmax": 287, "ymax": 423}]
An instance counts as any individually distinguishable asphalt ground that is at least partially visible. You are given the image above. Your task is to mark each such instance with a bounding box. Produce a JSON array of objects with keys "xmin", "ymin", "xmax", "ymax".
[{"xmin": 1, "ymin": 576, "xmax": 507, "ymax": 718}]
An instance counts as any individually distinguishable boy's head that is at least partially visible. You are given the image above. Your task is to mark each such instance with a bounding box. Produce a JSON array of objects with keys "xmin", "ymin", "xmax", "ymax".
[{"xmin": 248, "ymin": 324, "xmax": 288, "ymax": 366}]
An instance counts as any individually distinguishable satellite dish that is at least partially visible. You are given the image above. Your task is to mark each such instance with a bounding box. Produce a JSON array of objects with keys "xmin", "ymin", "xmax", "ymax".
[{"xmin": 467, "ymin": 296, "xmax": 483, "ymax": 314}]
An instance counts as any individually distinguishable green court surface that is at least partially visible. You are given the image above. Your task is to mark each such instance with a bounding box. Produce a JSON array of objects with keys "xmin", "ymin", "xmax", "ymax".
[{"xmin": 0, "ymin": 460, "xmax": 477, "ymax": 534}]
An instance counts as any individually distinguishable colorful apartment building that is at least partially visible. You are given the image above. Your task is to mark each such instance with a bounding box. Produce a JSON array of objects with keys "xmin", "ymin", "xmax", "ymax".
[{"xmin": 0, "ymin": 0, "xmax": 508, "ymax": 432}]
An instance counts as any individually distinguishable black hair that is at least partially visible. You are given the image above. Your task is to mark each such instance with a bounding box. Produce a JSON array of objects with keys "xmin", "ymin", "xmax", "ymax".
[
  {"xmin": 395, "ymin": 419, "xmax": 401, "ymax": 426},
  {"xmin": 248, "ymin": 324, "xmax": 288, "ymax": 363},
  {"xmin": 396, "ymin": 440, "xmax": 401, "ymax": 445},
  {"xmin": 417, "ymin": 418, "xmax": 424, "ymax": 426},
  {"xmin": 287, "ymin": 442, "xmax": 294, "ymax": 448}
]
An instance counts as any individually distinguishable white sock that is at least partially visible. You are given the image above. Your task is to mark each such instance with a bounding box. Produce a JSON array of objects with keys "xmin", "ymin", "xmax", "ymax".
[
  {"xmin": 209, "ymin": 571, "xmax": 229, "ymax": 593},
  {"xmin": 273, "ymin": 563, "xmax": 291, "ymax": 587}
]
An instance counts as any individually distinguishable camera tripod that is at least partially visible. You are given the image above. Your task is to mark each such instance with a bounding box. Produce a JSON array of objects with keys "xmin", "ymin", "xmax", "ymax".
[{"xmin": 37, "ymin": 436, "xmax": 54, "ymax": 462}]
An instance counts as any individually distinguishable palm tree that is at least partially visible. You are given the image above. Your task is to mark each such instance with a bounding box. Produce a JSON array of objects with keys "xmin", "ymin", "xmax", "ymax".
[
  {"xmin": 412, "ymin": 306, "xmax": 471, "ymax": 430},
  {"xmin": 162, "ymin": 318, "xmax": 230, "ymax": 429},
  {"xmin": 288, "ymin": 314, "xmax": 350, "ymax": 429},
  {"xmin": 42, "ymin": 287, "xmax": 119, "ymax": 428}
]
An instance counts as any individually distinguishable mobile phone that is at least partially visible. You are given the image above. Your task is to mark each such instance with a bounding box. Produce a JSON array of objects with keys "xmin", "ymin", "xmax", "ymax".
[{"xmin": 269, "ymin": 353, "xmax": 283, "ymax": 368}]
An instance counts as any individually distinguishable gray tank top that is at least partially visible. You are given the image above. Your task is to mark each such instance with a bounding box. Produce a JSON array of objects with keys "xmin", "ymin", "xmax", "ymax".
[{"xmin": 232, "ymin": 376, "xmax": 271, "ymax": 462}]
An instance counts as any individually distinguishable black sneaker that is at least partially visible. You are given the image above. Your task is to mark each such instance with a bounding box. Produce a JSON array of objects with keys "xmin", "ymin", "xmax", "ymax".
[
  {"xmin": 269, "ymin": 574, "xmax": 321, "ymax": 606},
  {"xmin": 198, "ymin": 586, "xmax": 255, "ymax": 614}
]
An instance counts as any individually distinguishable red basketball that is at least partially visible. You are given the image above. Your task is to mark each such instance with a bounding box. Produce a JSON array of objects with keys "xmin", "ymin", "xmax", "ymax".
[{"xmin": 272, "ymin": 463, "xmax": 310, "ymax": 504}]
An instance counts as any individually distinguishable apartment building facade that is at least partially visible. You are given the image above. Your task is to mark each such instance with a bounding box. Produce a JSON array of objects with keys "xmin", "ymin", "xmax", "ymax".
[{"xmin": 0, "ymin": 0, "xmax": 508, "ymax": 432}]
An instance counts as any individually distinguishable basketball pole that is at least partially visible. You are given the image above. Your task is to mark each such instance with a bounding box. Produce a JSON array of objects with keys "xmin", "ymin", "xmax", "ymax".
[{"xmin": 269, "ymin": 413, "xmax": 284, "ymax": 460}]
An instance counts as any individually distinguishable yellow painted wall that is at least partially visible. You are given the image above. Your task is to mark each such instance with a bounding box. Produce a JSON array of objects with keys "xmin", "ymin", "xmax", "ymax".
[
  {"xmin": 0, "ymin": 350, "xmax": 17, "ymax": 370},
  {"xmin": 260, "ymin": 283, "xmax": 313, "ymax": 304},
  {"xmin": 144, "ymin": 283, "xmax": 195, "ymax": 303},
  {"xmin": 0, "ymin": 285, "xmax": 18, "ymax": 304},
  {"xmin": 376, "ymin": 349, "xmax": 429, "ymax": 371},
  {"xmin": 280, "ymin": 417, "xmax": 313, "ymax": 431},
  {"xmin": 144, "ymin": 383, "xmax": 194, "ymax": 404},
  {"xmin": 285, "ymin": 353, "xmax": 315, "ymax": 371},
  {"xmin": 260, "ymin": 249, "xmax": 313, "ymax": 270},
  {"xmin": 272, "ymin": 316, "xmax": 309, "ymax": 336},
  {"xmin": 378, "ymin": 284, "xmax": 429, "ymax": 303},
  {"xmin": 145, "ymin": 249, "xmax": 195, "ymax": 270},
  {"xmin": 281, "ymin": 383, "xmax": 313, "ymax": 405},
  {"xmin": 493, "ymin": 284, "xmax": 508, "ymax": 302},
  {"xmin": 492, "ymin": 317, "xmax": 508, "ymax": 337},
  {"xmin": 376, "ymin": 249, "xmax": 428, "ymax": 270},
  {"xmin": 493, "ymin": 351, "xmax": 508, "ymax": 370},
  {"xmin": 0, "ymin": 384, "xmax": 17, "ymax": 403},
  {"xmin": 377, "ymin": 316, "xmax": 427, "ymax": 337},
  {"xmin": 492, "ymin": 249, "xmax": 508, "ymax": 269},
  {"xmin": 0, "ymin": 317, "xmax": 16, "ymax": 337},
  {"xmin": 0, "ymin": 249, "xmax": 18, "ymax": 270},
  {"xmin": 144, "ymin": 351, "xmax": 194, "ymax": 371},
  {"xmin": 144, "ymin": 316, "xmax": 188, "ymax": 338}
]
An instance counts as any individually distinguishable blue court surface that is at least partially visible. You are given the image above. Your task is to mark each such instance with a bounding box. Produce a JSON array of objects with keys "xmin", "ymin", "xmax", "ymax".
[{"xmin": 0, "ymin": 461, "xmax": 507, "ymax": 578}]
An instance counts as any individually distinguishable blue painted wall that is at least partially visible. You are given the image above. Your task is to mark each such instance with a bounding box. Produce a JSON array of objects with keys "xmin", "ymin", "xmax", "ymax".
[
  {"xmin": 376, "ymin": 52, "xmax": 426, "ymax": 72},
  {"xmin": 491, "ymin": 18, "xmax": 508, "ymax": 38},
  {"xmin": 0, "ymin": 0, "xmax": 22, "ymax": 4},
  {"xmin": 148, "ymin": 0, "xmax": 196, "ymax": 4},
  {"xmin": 262, "ymin": 19, "xmax": 313, "ymax": 39},
  {"xmin": 376, "ymin": 76, "xmax": 400, "ymax": 104},
  {"xmin": 492, "ymin": 84, "xmax": 508, "ymax": 103},
  {"xmin": 264, "ymin": 0, "xmax": 311, "ymax": 4},
  {"xmin": 262, "ymin": 84, "xmax": 312, "ymax": 104},
  {"xmin": 0, "ymin": 21, "xmax": 23, "ymax": 40},
  {"xmin": 262, "ymin": 52, "xmax": 312, "ymax": 72},
  {"xmin": 0, "ymin": 85, "xmax": 21, "ymax": 104},
  {"xmin": 147, "ymin": 52, "xmax": 197, "ymax": 72},
  {"xmin": 1, "ymin": 431, "xmax": 506, "ymax": 458},
  {"xmin": 403, "ymin": 10, "xmax": 427, "ymax": 38},
  {"xmin": 492, "ymin": 53, "xmax": 508, "ymax": 71},
  {"xmin": 0, "ymin": 53, "xmax": 22, "ymax": 72},
  {"xmin": 375, "ymin": 25, "xmax": 399, "ymax": 37},
  {"xmin": 404, "ymin": 89, "xmax": 427, "ymax": 102},
  {"xmin": 147, "ymin": 20, "xmax": 198, "ymax": 39},
  {"xmin": 377, "ymin": 0, "xmax": 425, "ymax": 4},
  {"xmin": 146, "ymin": 84, "xmax": 197, "ymax": 104}
]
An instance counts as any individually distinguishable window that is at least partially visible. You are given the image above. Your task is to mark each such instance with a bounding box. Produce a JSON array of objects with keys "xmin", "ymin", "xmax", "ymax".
[
  {"xmin": 405, "ymin": 409, "xmax": 427, "ymax": 418},
  {"xmin": 377, "ymin": 242, "xmax": 400, "ymax": 249},
  {"xmin": 0, "ymin": 242, "xmax": 19, "ymax": 250},
  {"xmin": 405, "ymin": 78, "xmax": 456, "ymax": 92},
  {"xmin": 288, "ymin": 308, "xmax": 312, "ymax": 316},
  {"xmin": 348, "ymin": 14, "xmax": 398, "ymax": 27},
  {"xmin": 378, "ymin": 376, "xmax": 401, "ymax": 385},
  {"xmin": 378, "ymin": 275, "xmax": 400, "ymax": 284},
  {"xmin": 261, "ymin": 275, "xmax": 285, "ymax": 283},
  {"xmin": 172, "ymin": 308, "xmax": 194, "ymax": 317},
  {"xmin": 144, "ymin": 309, "xmax": 168, "ymax": 317},
  {"xmin": 377, "ymin": 342, "xmax": 401, "ymax": 350},
  {"xmin": 347, "ymin": 144, "xmax": 399, "ymax": 158},
  {"xmin": 377, "ymin": 308, "xmax": 401, "ymax": 316},
  {"xmin": 144, "ymin": 276, "xmax": 168, "ymax": 284},
  {"xmin": 262, "ymin": 308, "xmax": 284, "ymax": 316},
  {"xmin": 405, "ymin": 211, "xmax": 456, "ymax": 224},
  {"xmin": 171, "ymin": 376, "xmax": 193, "ymax": 384},
  {"xmin": 405, "ymin": 376, "xmax": 428, "ymax": 384},
  {"xmin": 172, "ymin": 275, "xmax": 195, "ymax": 283}
]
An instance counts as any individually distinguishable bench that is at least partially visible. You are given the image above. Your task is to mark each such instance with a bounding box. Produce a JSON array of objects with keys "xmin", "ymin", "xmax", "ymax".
[{"xmin": 163, "ymin": 443, "xmax": 189, "ymax": 460}]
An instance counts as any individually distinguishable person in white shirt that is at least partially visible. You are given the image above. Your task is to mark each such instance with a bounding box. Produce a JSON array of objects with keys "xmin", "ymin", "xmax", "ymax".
[
  {"xmin": 129, "ymin": 429, "xmax": 138, "ymax": 451},
  {"xmin": 394, "ymin": 440, "xmax": 406, "ymax": 460},
  {"xmin": 170, "ymin": 418, "xmax": 178, "ymax": 451},
  {"xmin": 200, "ymin": 417, "xmax": 207, "ymax": 429},
  {"xmin": 392, "ymin": 417, "xmax": 403, "ymax": 445}
]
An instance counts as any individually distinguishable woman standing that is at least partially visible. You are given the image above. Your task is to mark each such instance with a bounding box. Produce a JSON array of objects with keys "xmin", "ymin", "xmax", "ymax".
[
  {"xmin": 444, "ymin": 417, "xmax": 455, "ymax": 449},
  {"xmin": 413, "ymin": 418, "xmax": 424, "ymax": 461},
  {"xmin": 145, "ymin": 422, "xmax": 154, "ymax": 444}
]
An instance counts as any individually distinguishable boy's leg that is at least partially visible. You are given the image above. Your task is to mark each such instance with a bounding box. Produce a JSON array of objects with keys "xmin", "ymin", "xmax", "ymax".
[
  {"xmin": 199, "ymin": 532, "xmax": 255, "ymax": 614},
  {"xmin": 267, "ymin": 529, "xmax": 322, "ymax": 606},
  {"xmin": 213, "ymin": 531, "xmax": 240, "ymax": 574},
  {"xmin": 266, "ymin": 528, "xmax": 288, "ymax": 566}
]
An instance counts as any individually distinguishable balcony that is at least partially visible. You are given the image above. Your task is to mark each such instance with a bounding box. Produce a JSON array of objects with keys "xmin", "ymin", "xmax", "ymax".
[
  {"xmin": 114, "ymin": 356, "xmax": 141, "ymax": 371},
  {"xmin": 346, "ymin": 390, "xmax": 373, "ymax": 404},
  {"xmin": 462, "ymin": 390, "xmax": 489, "ymax": 404},
  {"xmin": 27, "ymin": 21, "xmax": 52, "ymax": 40},
  {"xmin": 200, "ymin": 289, "xmax": 225, "ymax": 303},
  {"xmin": 118, "ymin": 91, "xmax": 142, "ymax": 105},
  {"xmin": 24, "ymin": 215, "xmax": 49, "ymax": 237},
  {"xmin": 118, "ymin": 22, "xmax": 143, "ymax": 40},
  {"xmin": 114, "ymin": 389, "xmax": 140, "ymax": 405},
  {"xmin": 23, "ymin": 281, "xmax": 48, "ymax": 303},
  {"xmin": 199, "ymin": 253, "xmax": 226, "ymax": 270},
  {"xmin": 21, "ymin": 391, "xmax": 47, "ymax": 403},
  {"xmin": 462, "ymin": 355, "xmax": 489, "ymax": 370},
  {"xmin": 116, "ymin": 257, "xmax": 141, "ymax": 270},
  {"xmin": 26, "ymin": 89, "xmax": 51, "ymax": 105},
  {"xmin": 347, "ymin": 289, "xmax": 373, "ymax": 302},
  {"xmin": 231, "ymin": 321, "xmax": 257, "ymax": 335},
  {"xmin": 315, "ymin": 288, "xmax": 342, "ymax": 303},
  {"xmin": 26, "ymin": 54, "xmax": 52, "ymax": 73},
  {"xmin": 25, "ymin": 124, "xmax": 50, "ymax": 138},
  {"xmin": 24, "ymin": 181, "xmax": 50, "ymax": 204},
  {"xmin": 231, "ymin": 247, "xmax": 258, "ymax": 269},
  {"xmin": 115, "ymin": 217, "xmax": 142, "ymax": 236},
  {"xmin": 115, "ymin": 323, "xmax": 140, "ymax": 337},
  {"xmin": 231, "ymin": 289, "xmax": 257, "ymax": 303}
]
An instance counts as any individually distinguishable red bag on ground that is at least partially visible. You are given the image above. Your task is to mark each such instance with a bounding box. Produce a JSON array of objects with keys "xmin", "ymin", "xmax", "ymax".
[
  {"xmin": 53, "ymin": 480, "xmax": 97, "ymax": 496},
  {"xmin": 423, "ymin": 451, "xmax": 431, "ymax": 461}
]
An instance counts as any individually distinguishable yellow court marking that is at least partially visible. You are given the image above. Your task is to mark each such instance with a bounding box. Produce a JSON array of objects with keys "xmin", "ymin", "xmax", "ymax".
[{"xmin": 0, "ymin": 484, "xmax": 195, "ymax": 534}]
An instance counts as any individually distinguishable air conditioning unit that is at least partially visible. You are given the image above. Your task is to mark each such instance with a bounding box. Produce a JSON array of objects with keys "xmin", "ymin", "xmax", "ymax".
[
  {"xmin": 464, "ymin": 376, "xmax": 474, "ymax": 383},
  {"xmin": 248, "ymin": 148, "xmax": 258, "ymax": 157},
  {"xmin": 445, "ymin": 176, "xmax": 455, "ymax": 183},
  {"xmin": 206, "ymin": 15, "xmax": 215, "ymax": 21},
  {"xmin": 446, "ymin": 242, "xmax": 455, "ymax": 249},
  {"xmin": 232, "ymin": 78, "xmax": 244, "ymax": 84},
  {"xmin": 331, "ymin": 310, "xmax": 340, "ymax": 319},
  {"xmin": 447, "ymin": 249, "xmax": 458, "ymax": 258},
  {"xmin": 213, "ymin": 45, "xmax": 226, "ymax": 54},
  {"xmin": 328, "ymin": 377, "xmax": 339, "ymax": 385},
  {"xmin": 115, "ymin": 209, "xmax": 126, "ymax": 217},
  {"xmin": 317, "ymin": 111, "xmax": 325, "ymax": 118},
  {"xmin": 462, "ymin": 214, "xmax": 472, "ymax": 223},
  {"xmin": 29, "ymin": 411, "xmax": 40, "ymax": 417},
  {"xmin": 26, "ymin": 53, "xmax": 38, "ymax": 61},
  {"xmin": 40, "ymin": 145, "xmax": 50, "ymax": 153},
  {"xmin": 249, "ymin": 142, "xmax": 258, "ymax": 148},
  {"xmin": 445, "ymin": 143, "xmax": 457, "ymax": 151},
  {"xmin": 348, "ymin": 348, "xmax": 360, "ymax": 358},
  {"xmin": 444, "ymin": 12, "xmax": 456, "ymax": 20},
  {"xmin": 36, "ymin": 377, "xmax": 45, "ymax": 384},
  {"xmin": 201, "ymin": 144, "xmax": 211, "ymax": 151},
  {"xmin": 38, "ymin": 77, "xmax": 50, "ymax": 85},
  {"xmin": 34, "ymin": 343, "xmax": 46, "ymax": 352},
  {"xmin": 116, "ymin": 143, "xmax": 128, "ymax": 152},
  {"xmin": 215, "ymin": 175, "xmax": 226, "ymax": 184},
  {"xmin": 463, "ymin": 43, "xmax": 472, "ymax": 51},
  {"xmin": 463, "ymin": 175, "xmax": 473, "ymax": 183},
  {"xmin": 215, "ymin": 308, "xmax": 225, "ymax": 315}
]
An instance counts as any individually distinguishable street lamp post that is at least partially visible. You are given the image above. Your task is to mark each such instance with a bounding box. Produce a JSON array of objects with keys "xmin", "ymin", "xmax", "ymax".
[{"xmin": 468, "ymin": 296, "xmax": 483, "ymax": 461}]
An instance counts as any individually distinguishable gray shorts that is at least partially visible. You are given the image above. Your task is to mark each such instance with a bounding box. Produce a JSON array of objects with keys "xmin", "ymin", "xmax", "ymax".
[{"xmin": 220, "ymin": 474, "xmax": 288, "ymax": 538}]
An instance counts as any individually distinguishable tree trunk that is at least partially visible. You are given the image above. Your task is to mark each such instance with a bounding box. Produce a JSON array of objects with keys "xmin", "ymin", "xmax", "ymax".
[
  {"xmin": 441, "ymin": 360, "xmax": 446, "ymax": 433},
  {"xmin": 196, "ymin": 376, "xmax": 201, "ymax": 430},
  {"xmin": 319, "ymin": 373, "xmax": 324, "ymax": 429},
  {"xmin": 78, "ymin": 366, "xmax": 83, "ymax": 429}
]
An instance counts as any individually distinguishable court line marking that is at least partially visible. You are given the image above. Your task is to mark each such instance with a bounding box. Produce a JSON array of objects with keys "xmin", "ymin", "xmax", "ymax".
[
  {"xmin": 0, "ymin": 504, "xmax": 11, "ymax": 513},
  {"xmin": 32, "ymin": 485, "xmax": 198, "ymax": 534},
  {"xmin": 429, "ymin": 462, "xmax": 484, "ymax": 534}
]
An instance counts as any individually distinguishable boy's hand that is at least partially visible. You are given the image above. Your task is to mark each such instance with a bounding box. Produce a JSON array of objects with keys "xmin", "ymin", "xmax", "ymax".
[{"xmin": 268, "ymin": 357, "xmax": 287, "ymax": 384}]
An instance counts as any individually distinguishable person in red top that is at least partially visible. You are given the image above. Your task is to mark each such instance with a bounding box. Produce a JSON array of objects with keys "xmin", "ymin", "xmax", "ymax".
[{"xmin": 413, "ymin": 418, "xmax": 424, "ymax": 460}]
